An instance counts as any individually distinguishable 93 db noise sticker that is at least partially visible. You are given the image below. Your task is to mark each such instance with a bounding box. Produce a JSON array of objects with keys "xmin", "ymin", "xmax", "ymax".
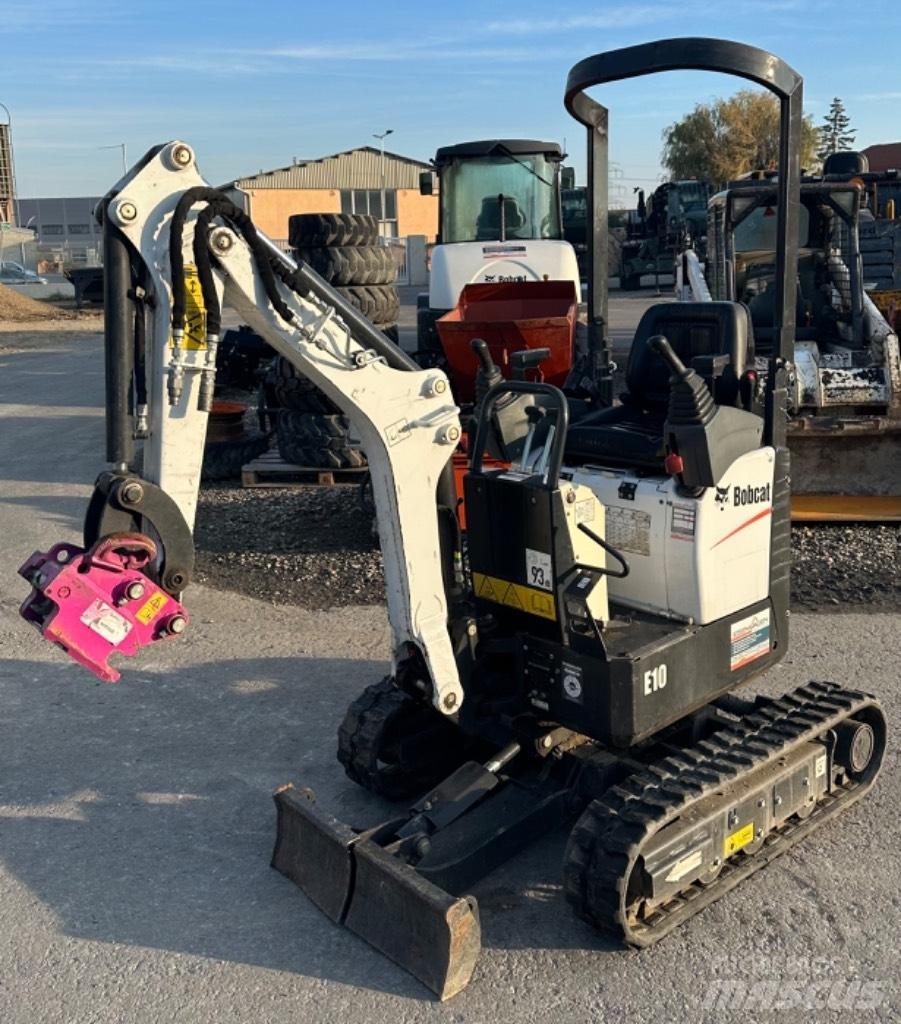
[{"xmin": 525, "ymin": 548, "xmax": 552, "ymax": 591}]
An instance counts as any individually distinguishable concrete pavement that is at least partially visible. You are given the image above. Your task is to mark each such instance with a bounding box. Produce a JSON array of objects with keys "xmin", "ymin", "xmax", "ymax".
[{"xmin": 1, "ymin": 317, "xmax": 898, "ymax": 1023}]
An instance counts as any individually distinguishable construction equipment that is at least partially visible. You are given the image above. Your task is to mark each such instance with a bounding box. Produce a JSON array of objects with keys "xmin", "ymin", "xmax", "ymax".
[
  {"xmin": 680, "ymin": 167, "xmax": 901, "ymax": 520},
  {"xmin": 416, "ymin": 139, "xmax": 581, "ymax": 366},
  {"xmin": 18, "ymin": 38, "xmax": 887, "ymax": 1002},
  {"xmin": 619, "ymin": 179, "xmax": 709, "ymax": 290},
  {"xmin": 820, "ymin": 151, "xmax": 901, "ymax": 333}
]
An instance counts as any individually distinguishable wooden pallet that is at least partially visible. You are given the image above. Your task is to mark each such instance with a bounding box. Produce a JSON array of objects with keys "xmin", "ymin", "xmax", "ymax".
[{"xmin": 241, "ymin": 450, "xmax": 367, "ymax": 488}]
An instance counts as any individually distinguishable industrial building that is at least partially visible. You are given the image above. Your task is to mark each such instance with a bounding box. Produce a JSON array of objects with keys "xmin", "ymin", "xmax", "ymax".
[
  {"xmin": 225, "ymin": 146, "xmax": 438, "ymax": 244},
  {"xmin": 16, "ymin": 196, "xmax": 103, "ymax": 267}
]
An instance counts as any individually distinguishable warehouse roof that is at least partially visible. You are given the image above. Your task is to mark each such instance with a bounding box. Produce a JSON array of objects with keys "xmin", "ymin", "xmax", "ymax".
[
  {"xmin": 862, "ymin": 142, "xmax": 901, "ymax": 173},
  {"xmin": 230, "ymin": 146, "xmax": 431, "ymax": 190}
]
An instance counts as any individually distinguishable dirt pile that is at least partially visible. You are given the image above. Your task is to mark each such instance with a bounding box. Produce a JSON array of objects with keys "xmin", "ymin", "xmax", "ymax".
[{"xmin": 0, "ymin": 282, "xmax": 75, "ymax": 322}]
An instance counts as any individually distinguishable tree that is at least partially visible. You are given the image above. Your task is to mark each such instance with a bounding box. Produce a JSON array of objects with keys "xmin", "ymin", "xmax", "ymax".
[
  {"xmin": 817, "ymin": 97, "xmax": 856, "ymax": 162},
  {"xmin": 661, "ymin": 90, "xmax": 819, "ymax": 187}
]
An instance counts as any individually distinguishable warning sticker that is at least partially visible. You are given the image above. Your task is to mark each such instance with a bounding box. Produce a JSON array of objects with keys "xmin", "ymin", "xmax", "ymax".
[
  {"xmin": 472, "ymin": 572, "xmax": 556, "ymax": 621},
  {"xmin": 525, "ymin": 548, "xmax": 553, "ymax": 591},
  {"xmin": 606, "ymin": 506, "xmax": 652, "ymax": 556},
  {"xmin": 171, "ymin": 264, "xmax": 207, "ymax": 350},
  {"xmin": 671, "ymin": 503, "xmax": 697, "ymax": 540},
  {"xmin": 80, "ymin": 599, "xmax": 133, "ymax": 646},
  {"xmin": 136, "ymin": 591, "xmax": 169, "ymax": 626},
  {"xmin": 724, "ymin": 821, "xmax": 755, "ymax": 858},
  {"xmin": 730, "ymin": 609, "xmax": 771, "ymax": 671}
]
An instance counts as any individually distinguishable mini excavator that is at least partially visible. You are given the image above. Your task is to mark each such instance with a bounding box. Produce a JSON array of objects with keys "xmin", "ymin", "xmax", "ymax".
[{"xmin": 19, "ymin": 39, "xmax": 886, "ymax": 999}]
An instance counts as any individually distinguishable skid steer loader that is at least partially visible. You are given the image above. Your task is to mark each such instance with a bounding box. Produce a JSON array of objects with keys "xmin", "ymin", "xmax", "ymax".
[
  {"xmin": 18, "ymin": 38, "xmax": 886, "ymax": 1000},
  {"xmin": 677, "ymin": 168, "xmax": 901, "ymax": 521}
]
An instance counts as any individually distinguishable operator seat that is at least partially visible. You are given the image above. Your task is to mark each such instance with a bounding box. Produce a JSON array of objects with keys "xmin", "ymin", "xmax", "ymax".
[
  {"xmin": 476, "ymin": 196, "xmax": 526, "ymax": 240},
  {"xmin": 565, "ymin": 301, "xmax": 752, "ymax": 471}
]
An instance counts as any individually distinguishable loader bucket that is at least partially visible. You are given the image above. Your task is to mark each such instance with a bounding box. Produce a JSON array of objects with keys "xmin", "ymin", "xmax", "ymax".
[
  {"xmin": 789, "ymin": 421, "xmax": 901, "ymax": 521},
  {"xmin": 271, "ymin": 785, "xmax": 481, "ymax": 1000}
]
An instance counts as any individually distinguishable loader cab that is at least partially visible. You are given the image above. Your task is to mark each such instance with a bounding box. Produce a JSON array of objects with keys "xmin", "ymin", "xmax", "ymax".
[
  {"xmin": 707, "ymin": 182, "xmax": 866, "ymax": 350},
  {"xmin": 430, "ymin": 140, "xmax": 565, "ymax": 245},
  {"xmin": 417, "ymin": 139, "xmax": 581, "ymax": 366}
]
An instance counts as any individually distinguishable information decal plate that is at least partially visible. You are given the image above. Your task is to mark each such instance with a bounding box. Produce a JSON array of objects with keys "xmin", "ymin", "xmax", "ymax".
[{"xmin": 730, "ymin": 609, "xmax": 771, "ymax": 671}]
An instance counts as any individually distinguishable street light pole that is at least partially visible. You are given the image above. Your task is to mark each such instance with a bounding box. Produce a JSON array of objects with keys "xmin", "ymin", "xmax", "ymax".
[
  {"xmin": 372, "ymin": 128, "xmax": 393, "ymax": 238},
  {"xmin": 99, "ymin": 142, "xmax": 128, "ymax": 176}
]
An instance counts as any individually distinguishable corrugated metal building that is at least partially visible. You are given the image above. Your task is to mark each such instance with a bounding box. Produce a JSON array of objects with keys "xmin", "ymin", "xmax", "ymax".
[
  {"xmin": 226, "ymin": 146, "xmax": 438, "ymax": 243},
  {"xmin": 16, "ymin": 196, "xmax": 103, "ymax": 266}
]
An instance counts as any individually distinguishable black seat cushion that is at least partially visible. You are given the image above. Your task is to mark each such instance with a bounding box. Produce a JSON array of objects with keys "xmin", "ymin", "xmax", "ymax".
[{"xmin": 565, "ymin": 301, "xmax": 753, "ymax": 471}]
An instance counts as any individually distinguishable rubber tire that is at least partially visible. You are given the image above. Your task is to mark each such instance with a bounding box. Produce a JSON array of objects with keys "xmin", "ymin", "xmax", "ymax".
[
  {"xmin": 294, "ymin": 245, "xmax": 396, "ymax": 286},
  {"xmin": 288, "ymin": 212, "xmax": 378, "ymax": 248},
  {"xmin": 381, "ymin": 324, "xmax": 399, "ymax": 344},
  {"xmin": 276, "ymin": 411, "xmax": 366, "ymax": 469},
  {"xmin": 619, "ymin": 271, "xmax": 642, "ymax": 291},
  {"xmin": 272, "ymin": 356, "xmax": 338, "ymax": 415},
  {"xmin": 202, "ymin": 432, "xmax": 270, "ymax": 482},
  {"xmin": 337, "ymin": 284, "xmax": 400, "ymax": 326}
]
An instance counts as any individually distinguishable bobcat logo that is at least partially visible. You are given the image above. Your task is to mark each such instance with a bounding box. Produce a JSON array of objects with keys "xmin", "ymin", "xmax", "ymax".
[{"xmin": 715, "ymin": 486, "xmax": 730, "ymax": 507}]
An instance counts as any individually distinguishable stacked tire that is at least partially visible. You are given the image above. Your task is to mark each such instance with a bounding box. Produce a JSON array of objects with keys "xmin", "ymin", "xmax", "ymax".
[
  {"xmin": 275, "ymin": 212, "xmax": 400, "ymax": 469},
  {"xmin": 288, "ymin": 212, "xmax": 400, "ymax": 332},
  {"xmin": 272, "ymin": 357, "xmax": 364, "ymax": 469}
]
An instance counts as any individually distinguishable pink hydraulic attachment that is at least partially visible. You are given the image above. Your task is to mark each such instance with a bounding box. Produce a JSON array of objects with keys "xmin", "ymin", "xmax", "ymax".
[{"xmin": 18, "ymin": 532, "xmax": 188, "ymax": 682}]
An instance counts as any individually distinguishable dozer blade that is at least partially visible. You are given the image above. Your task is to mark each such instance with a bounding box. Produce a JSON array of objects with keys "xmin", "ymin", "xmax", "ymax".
[
  {"xmin": 789, "ymin": 420, "xmax": 901, "ymax": 522},
  {"xmin": 791, "ymin": 494, "xmax": 901, "ymax": 522},
  {"xmin": 271, "ymin": 784, "xmax": 481, "ymax": 1000}
]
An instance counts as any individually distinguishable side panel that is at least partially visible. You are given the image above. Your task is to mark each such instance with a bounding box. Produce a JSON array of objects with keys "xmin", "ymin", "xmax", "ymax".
[
  {"xmin": 568, "ymin": 447, "xmax": 774, "ymax": 624},
  {"xmin": 429, "ymin": 240, "xmax": 580, "ymax": 309}
]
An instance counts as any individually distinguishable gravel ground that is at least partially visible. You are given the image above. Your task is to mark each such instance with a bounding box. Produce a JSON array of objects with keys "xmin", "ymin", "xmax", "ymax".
[{"xmin": 194, "ymin": 482, "xmax": 901, "ymax": 612}]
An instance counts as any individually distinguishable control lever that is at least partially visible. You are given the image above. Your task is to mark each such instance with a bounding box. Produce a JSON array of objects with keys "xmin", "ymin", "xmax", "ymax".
[
  {"xmin": 510, "ymin": 347, "xmax": 551, "ymax": 382},
  {"xmin": 648, "ymin": 334, "xmax": 688, "ymax": 377},
  {"xmin": 471, "ymin": 338, "xmax": 503, "ymax": 407}
]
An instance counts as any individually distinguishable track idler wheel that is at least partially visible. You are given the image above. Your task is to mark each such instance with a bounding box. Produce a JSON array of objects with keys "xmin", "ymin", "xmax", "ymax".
[
  {"xmin": 337, "ymin": 678, "xmax": 469, "ymax": 801},
  {"xmin": 834, "ymin": 718, "xmax": 876, "ymax": 778}
]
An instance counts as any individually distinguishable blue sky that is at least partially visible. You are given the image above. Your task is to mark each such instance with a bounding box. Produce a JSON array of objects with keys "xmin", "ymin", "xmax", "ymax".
[{"xmin": 4, "ymin": 0, "xmax": 900, "ymax": 203}]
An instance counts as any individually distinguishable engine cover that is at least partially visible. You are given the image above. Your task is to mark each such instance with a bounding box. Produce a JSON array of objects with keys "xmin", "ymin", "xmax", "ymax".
[{"xmin": 565, "ymin": 446, "xmax": 775, "ymax": 624}]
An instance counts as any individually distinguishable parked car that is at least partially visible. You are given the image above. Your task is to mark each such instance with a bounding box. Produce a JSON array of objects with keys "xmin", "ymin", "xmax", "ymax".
[{"xmin": 0, "ymin": 260, "xmax": 48, "ymax": 285}]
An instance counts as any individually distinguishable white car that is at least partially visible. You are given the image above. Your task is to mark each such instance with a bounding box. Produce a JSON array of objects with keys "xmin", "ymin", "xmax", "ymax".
[{"xmin": 0, "ymin": 260, "xmax": 48, "ymax": 285}]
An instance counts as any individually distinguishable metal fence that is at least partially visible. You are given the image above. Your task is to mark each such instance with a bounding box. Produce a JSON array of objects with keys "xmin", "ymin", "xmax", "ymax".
[{"xmin": 0, "ymin": 230, "xmax": 38, "ymax": 272}]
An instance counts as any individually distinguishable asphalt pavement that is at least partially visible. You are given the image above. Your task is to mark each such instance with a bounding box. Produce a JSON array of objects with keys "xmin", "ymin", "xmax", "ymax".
[{"xmin": 1, "ymin": 306, "xmax": 899, "ymax": 1023}]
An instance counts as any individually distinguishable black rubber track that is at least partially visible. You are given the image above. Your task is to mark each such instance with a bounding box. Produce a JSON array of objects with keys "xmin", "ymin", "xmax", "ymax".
[
  {"xmin": 563, "ymin": 681, "xmax": 885, "ymax": 947},
  {"xmin": 336, "ymin": 678, "xmax": 469, "ymax": 801},
  {"xmin": 288, "ymin": 212, "xmax": 379, "ymax": 248}
]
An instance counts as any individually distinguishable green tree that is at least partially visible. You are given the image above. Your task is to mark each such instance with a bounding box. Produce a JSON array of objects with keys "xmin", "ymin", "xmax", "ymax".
[
  {"xmin": 817, "ymin": 97, "xmax": 856, "ymax": 162},
  {"xmin": 662, "ymin": 90, "xmax": 819, "ymax": 187}
]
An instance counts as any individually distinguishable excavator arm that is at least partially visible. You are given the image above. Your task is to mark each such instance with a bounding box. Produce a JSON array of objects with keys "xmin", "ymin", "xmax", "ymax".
[{"xmin": 19, "ymin": 141, "xmax": 466, "ymax": 716}]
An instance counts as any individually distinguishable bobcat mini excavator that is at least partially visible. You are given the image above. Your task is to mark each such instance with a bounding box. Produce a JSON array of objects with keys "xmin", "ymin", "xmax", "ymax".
[{"xmin": 19, "ymin": 39, "xmax": 886, "ymax": 1000}]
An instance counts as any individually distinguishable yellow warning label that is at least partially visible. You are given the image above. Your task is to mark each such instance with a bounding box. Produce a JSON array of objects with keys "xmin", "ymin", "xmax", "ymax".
[
  {"xmin": 136, "ymin": 592, "xmax": 169, "ymax": 626},
  {"xmin": 723, "ymin": 821, "xmax": 755, "ymax": 858},
  {"xmin": 472, "ymin": 572, "xmax": 556, "ymax": 621},
  {"xmin": 171, "ymin": 264, "xmax": 207, "ymax": 350}
]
